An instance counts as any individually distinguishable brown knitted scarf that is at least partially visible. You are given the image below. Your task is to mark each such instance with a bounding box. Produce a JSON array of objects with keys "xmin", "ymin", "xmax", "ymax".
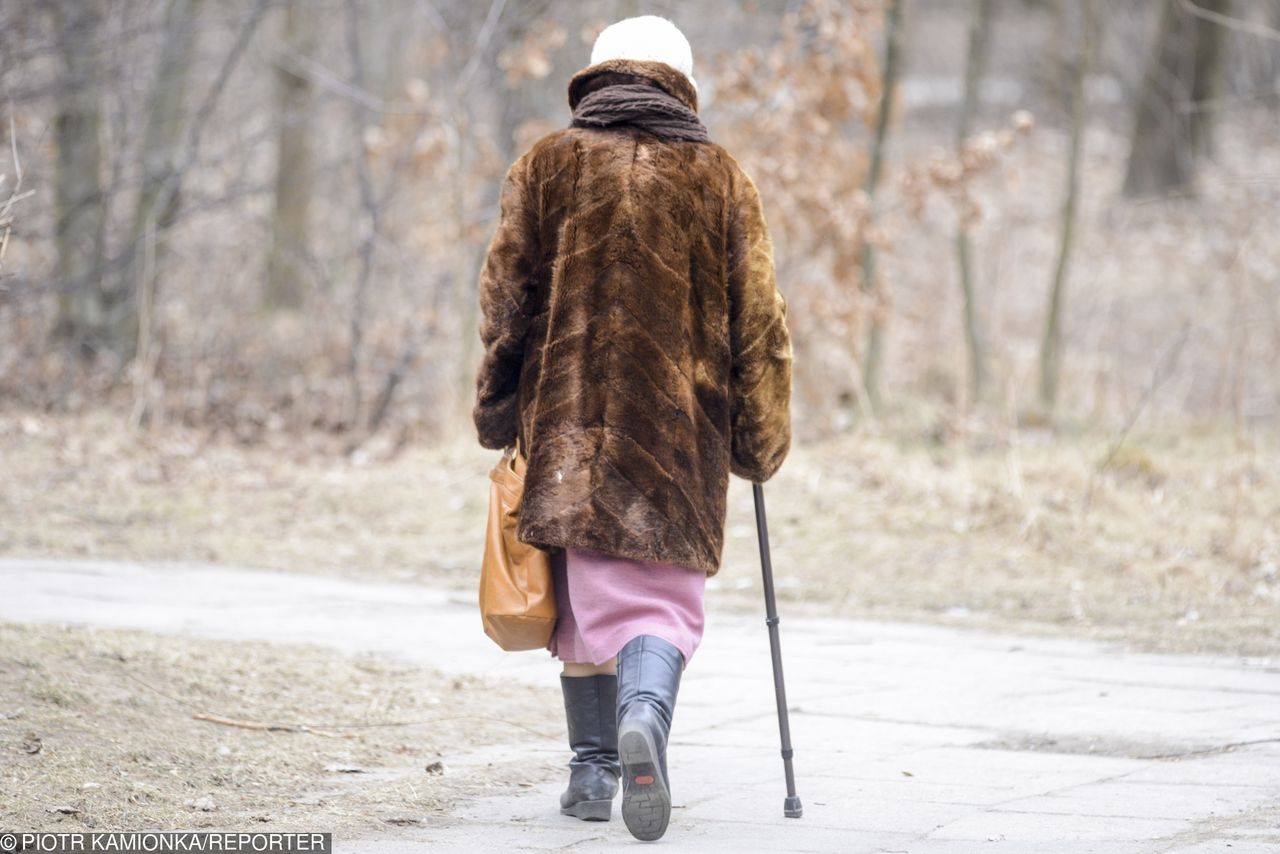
[{"xmin": 571, "ymin": 80, "xmax": 710, "ymax": 144}]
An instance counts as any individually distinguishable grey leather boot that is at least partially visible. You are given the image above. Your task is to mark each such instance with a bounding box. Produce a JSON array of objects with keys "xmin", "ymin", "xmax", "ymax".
[
  {"xmin": 559, "ymin": 674, "xmax": 620, "ymax": 821},
  {"xmin": 615, "ymin": 635, "xmax": 684, "ymax": 841}
]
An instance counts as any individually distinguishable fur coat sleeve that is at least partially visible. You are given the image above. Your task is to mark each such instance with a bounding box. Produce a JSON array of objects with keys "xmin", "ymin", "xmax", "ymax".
[
  {"xmin": 473, "ymin": 154, "xmax": 538, "ymax": 450},
  {"xmin": 726, "ymin": 169, "xmax": 793, "ymax": 483}
]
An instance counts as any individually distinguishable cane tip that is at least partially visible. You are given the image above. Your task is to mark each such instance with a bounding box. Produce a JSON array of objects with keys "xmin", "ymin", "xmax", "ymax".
[{"xmin": 784, "ymin": 795, "xmax": 803, "ymax": 818}]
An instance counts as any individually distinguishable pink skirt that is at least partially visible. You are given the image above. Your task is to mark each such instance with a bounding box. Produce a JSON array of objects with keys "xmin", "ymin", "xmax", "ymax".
[{"xmin": 547, "ymin": 546, "xmax": 707, "ymax": 667}]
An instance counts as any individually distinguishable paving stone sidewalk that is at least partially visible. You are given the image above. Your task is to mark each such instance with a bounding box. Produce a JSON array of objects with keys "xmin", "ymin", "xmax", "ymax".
[{"xmin": 3, "ymin": 558, "xmax": 1279, "ymax": 853}]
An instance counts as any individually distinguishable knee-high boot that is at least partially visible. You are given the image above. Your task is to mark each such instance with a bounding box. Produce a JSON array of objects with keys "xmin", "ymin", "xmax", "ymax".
[
  {"xmin": 559, "ymin": 674, "xmax": 620, "ymax": 820},
  {"xmin": 615, "ymin": 635, "xmax": 684, "ymax": 841}
]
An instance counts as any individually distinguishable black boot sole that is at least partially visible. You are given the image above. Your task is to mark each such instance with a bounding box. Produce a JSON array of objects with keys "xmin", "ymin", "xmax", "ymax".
[
  {"xmin": 619, "ymin": 722, "xmax": 671, "ymax": 841},
  {"xmin": 560, "ymin": 798, "xmax": 613, "ymax": 821}
]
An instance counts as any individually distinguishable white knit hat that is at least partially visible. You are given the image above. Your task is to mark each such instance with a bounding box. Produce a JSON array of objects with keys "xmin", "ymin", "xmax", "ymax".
[{"xmin": 590, "ymin": 16, "xmax": 696, "ymax": 90}]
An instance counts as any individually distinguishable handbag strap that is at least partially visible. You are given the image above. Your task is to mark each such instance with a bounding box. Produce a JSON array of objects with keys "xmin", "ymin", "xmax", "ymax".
[{"xmin": 505, "ymin": 434, "xmax": 528, "ymax": 473}]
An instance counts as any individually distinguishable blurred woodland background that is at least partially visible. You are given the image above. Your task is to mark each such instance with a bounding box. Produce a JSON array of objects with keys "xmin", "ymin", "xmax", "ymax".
[
  {"xmin": 3, "ymin": 1, "xmax": 1280, "ymax": 653},
  {"xmin": 6, "ymin": 2, "xmax": 1280, "ymax": 831},
  {"xmin": 4, "ymin": 0, "xmax": 1279, "ymax": 441}
]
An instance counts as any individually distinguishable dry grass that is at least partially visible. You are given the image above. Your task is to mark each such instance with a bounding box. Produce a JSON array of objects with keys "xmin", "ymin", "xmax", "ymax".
[
  {"xmin": 0, "ymin": 620, "xmax": 561, "ymax": 832},
  {"xmin": 0, "ymin": 411, "xmax": 485, "ymax": 584},
  {"xmin": 2, "ymin": 410, "xmax": 1277, "ymax": 655},
  {"xmin": 714, "ymin": 420, "xmax": 1280, "ymax": 655}
]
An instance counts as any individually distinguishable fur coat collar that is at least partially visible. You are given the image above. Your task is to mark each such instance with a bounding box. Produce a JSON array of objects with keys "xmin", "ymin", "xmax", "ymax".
[{"xmin": 568, "ymin": 58, "xmax": 700, "ymax": 114}]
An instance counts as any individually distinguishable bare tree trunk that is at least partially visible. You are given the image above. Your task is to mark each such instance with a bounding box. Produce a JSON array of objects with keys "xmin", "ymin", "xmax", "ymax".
[
  {"xmin": 1039, "ymin": 0, "xmax": 1093, "ymax": 414},
  {"xmin": 455, "ymin": 0, "xmax": 542, "ymax": 419},
  {"xmin": 117, "ymin": 0, "xmax": 204, "ymax": 363},
  {"xmin": 1123, "ymin": 0, "xmax": 1226, "ymax": 197},
  {"xmin": 1189, "ymin": 0, "xmax": 1230, "ymax": 158},
  {"xmin": 51, "ymin": 0, "xmax": 107, "ymax": 358},
  {"xmin": 265, "ymin": 0, "xmax": 316, "ymax": 310},
  {"xmin": 860, "ymin": 0, "xmax": 905, "ymax": 408},
  {"xmin": 955, "ymin": 0, "xmax": 992, "ymax": 403},
  {"xmin": 360, "ymin": 5, "xmax": 409, "ymax": 103},
  {"xmin": 344, "ymin": 0, "xmax": 380, "ymax": 429},
  {"xmin": 1124, "ymin": 0, "xmax": 1192, "ymax": 197}
]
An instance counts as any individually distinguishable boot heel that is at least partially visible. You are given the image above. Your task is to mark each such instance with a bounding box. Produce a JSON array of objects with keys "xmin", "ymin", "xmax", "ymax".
[{"xmin": 561, "ymin": 798, "xmax": 613, "ymax": 821}]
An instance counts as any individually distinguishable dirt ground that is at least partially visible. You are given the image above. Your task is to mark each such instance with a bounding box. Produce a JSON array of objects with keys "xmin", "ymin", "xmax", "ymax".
[
  {"xmin": 0, "ymin": 620, "xmax": 561, "ymax": 833},
  {"xmin": 2, "ymin": 411, "xmax": 1277, "ymax": 655}
]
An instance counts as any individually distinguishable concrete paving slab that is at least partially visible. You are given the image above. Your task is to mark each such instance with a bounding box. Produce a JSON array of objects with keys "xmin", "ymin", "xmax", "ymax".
[
  {"xmin": 905, "ymin": 843, "xmax": 1169, "ymax": 854},
  {"xmin": 925, "ymin": 809, "xmax": 1192, "ymax": 842},
  {"xmin": 1119, "ymin": 748, "xmax": 1280, "ymax": 788},
  {"xmin": 992, "ymin": 778, "xmax": 1275, "ymax": 821},
  {"xmin": 1165, "ymin": 843, "xmax": 1278, "ymax": 854},
  {"xmin": 794, "ymin": 773, "xmax": 1023, "ymax": 807}
]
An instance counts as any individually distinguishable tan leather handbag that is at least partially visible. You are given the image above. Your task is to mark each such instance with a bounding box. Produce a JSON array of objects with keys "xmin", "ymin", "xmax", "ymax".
[{"xmin": 479, "ymin": 439, "xmax": 556, "ymax": 650}]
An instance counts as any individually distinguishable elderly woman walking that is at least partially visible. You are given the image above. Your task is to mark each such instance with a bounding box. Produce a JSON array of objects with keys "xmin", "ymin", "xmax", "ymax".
[{"xmin": 472, "ymin": 15, "xmax": 792, "ymax": 842}]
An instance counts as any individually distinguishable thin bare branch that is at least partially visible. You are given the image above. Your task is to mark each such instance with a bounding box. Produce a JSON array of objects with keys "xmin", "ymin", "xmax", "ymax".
[
  {"xmin": 1181, "ymin": 0, "xmax": 1280, "ymax": 44},
  {"xmin": 275, "ymin": 44, "xmax": 440, "ymax": 117},
  {"xmin": 0, "ymin": 112, "xmax": 30, "ymax": 284},
  {"xmin": 457, "ymin": 0, "xmax": 508, "ymax": 91}
]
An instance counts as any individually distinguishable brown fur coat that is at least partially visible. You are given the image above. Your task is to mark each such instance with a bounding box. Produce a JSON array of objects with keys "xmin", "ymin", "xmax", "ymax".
[{"xmin": 473, "ymin": 58, "xmax": 792, "ymax": 576}]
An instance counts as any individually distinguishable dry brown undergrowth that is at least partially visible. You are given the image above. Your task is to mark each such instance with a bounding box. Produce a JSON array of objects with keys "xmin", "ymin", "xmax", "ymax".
[{"xmin": 0, "ymin": 621, "xmax": 560, "ymax": 832}]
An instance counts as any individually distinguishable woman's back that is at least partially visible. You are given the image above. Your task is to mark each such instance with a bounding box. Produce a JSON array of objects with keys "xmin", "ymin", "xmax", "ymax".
[{"xmin": 473, "ymin": 57, "xmax": 791, "ymax": 578}]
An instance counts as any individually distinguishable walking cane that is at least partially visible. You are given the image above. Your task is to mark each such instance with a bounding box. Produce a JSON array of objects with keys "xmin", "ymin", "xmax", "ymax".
[{"xmin": 753, "ymin": 482, "xmax": 803, "ymax": 818}]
